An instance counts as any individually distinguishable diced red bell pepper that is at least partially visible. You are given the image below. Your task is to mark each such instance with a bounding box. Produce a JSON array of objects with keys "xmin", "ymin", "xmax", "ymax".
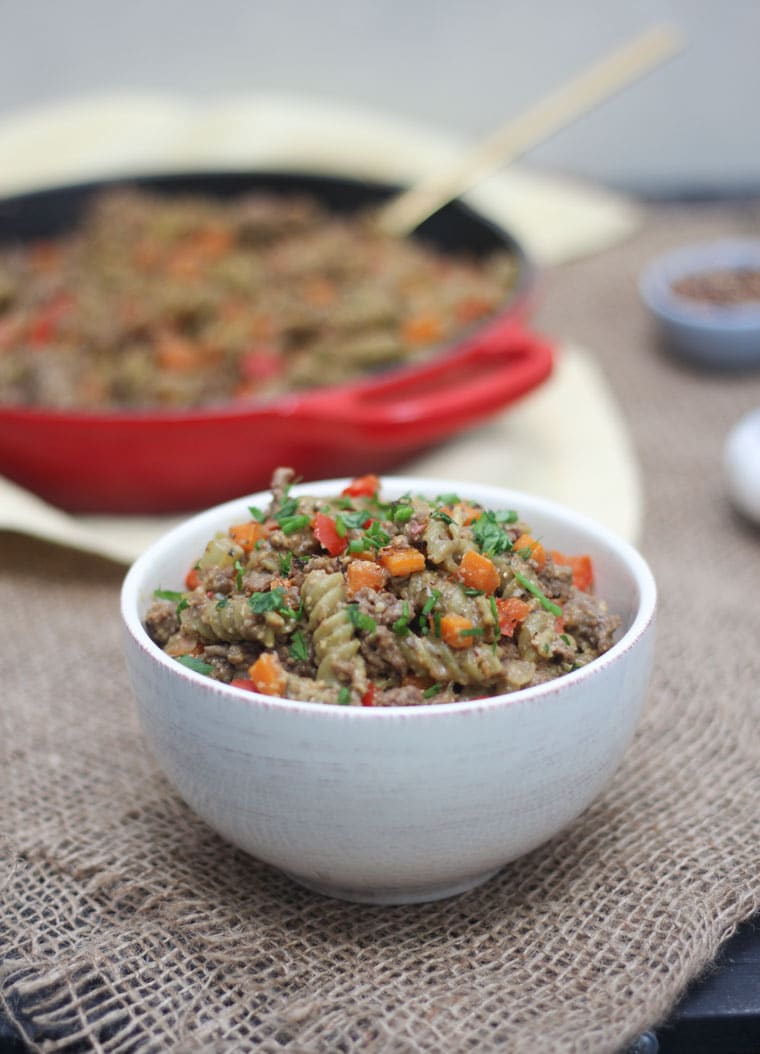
[
  {"xmin": 312, "ymin": 512, "xmax": 348, "ymax": 556},
  {"xmin": 229, "ymin": 678, "xmax": 257, "ymax": 692},
  {"xmin": 341, "ymin": 474, "xmax": 380, "ymax": 498},
  {"xmin": 361, "ymin": 684, "xmax": 376, "ymax": 707}
]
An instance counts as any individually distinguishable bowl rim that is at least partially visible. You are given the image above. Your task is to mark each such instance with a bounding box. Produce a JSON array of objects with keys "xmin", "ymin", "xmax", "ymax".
[
  {"xmin": 121, "ymin": 476, "xmax": 657, "ymax": 720},
  {"xmin": 639, "ymin": 238, "xmax": 760, "ymax": 330}
]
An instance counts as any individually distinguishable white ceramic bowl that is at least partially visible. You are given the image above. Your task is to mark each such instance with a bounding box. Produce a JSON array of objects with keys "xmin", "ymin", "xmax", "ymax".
[{"xmin": 121, "ymin": 478, "xmax": 657, "ymax": 905}]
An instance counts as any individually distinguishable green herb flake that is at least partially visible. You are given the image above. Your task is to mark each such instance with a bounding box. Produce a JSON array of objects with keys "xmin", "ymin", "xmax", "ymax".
[
  {"xmin": 279, "ymin": 514, "xmax": 311, "ymax": 536},
  {"xmin": 177, "ymin": 655, "xmax": 215, "ymax": 675},
  {"xmin": 489, "ymin": 596, "xmax": 499, "ymax": 624},
  {"xmin": 423, "ymin": 683, "xmax": 444, "ymax": 699},
  {"xmin": 431, "ymin": 510, "xmax": 454, "ymax": 525},
  {"xmin": 248, "ymin": 505, "xmax": 266, "ymax": 523},
  {"xmin": 248, "ymin": 587, "xmax": 286, "ymax": 614},
  {"xmin": 459, "ymin": 627, "xmax": 485, "ymax": 638},
  {"xmin": 472, "ymin": 511, "xmax": 513, "ymax": 557},
  {"xmin": 176, "ymin": 597, "xmax": 189, "ymax": 616},
  {"xmin": 275, "ymin": 497, "xmax": 298, "ymax": 521},
  {"xmin": 421, "ymin": 590, "xmax": 442, "ymax": 617},
  {"xmin": 392, "ymin": 600, "xmax": 411, "ymax": 637},
  {"xmin": 347, "ymin": 605, "xmax": 377, "ymax": 633},
  {"xmin": 278, "ymin": 551, "xmax": 293, "ymax": 574},
  {"xmin": 337, "ymin": 686, "xmax": 351, "ymax": 706},
  {"xmin": 289, "ymin": 631, "xmax": 309, "ymax": 662},
  {"xmin": 338, "ymin": 509, "xmax": 369, "ymax": 530},
  {"xmin": 216, "ymin": 597, "xmax": 230, "ymax": 610},
  {"xmin": 348, "ymin": 538, "xmax": 367, "ymax": 554},
  {"xmin": 436, "ymin": 492, "xmax": 460, "ymax": 506},
  {"xmin": 513, "ymin": 571, "xmax": 563, "ymax": 616},
  {"xmin": 234, "ymin": 559, "xmax": 245, "ymax": 590},
  {"xmin": 494, "ymin": 509, "xmax": 519, "ymax": 524},
  {"xmin": 153, "ymin": 588, "xmax": 184, "ymax": 603},
  {"xmin": 561, "ymin": 633, "xmax": 572, "ymax": 646},
  {"xmin": 391, "ymin": 503, "xmax": 414, "ymax": 524},
  {"xmin": 362, "ymin": 521, "xmax": 391, "ymax": 551},
  {"xmin": 463, "ymin": 586, "xmax": 484, "ymax": 596},
  {"xmin": 432, "ymin": 610, "xmax": 442, "ymax": 638}
]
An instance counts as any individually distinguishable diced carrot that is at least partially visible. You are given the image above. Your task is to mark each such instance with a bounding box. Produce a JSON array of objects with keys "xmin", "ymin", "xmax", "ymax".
[
  {"xmin": 455, "ymin": 295, "xmax": 493, "ymax": 323},
  {"xmin": 189, "ymin": 225, "xmax": 233, "ymax": 260},
  {"xmin": 458, "ymin": 549, "xmax": 500, "ymax": 594},
  {"xmin": 346, "ymin": 560, "xmax": 387, "ymax": 595},
  {"xmin": 229, "ymin": 521, "xmax": 269, "ymax": 553},
  {"xmin": 401, "ymin": 314, "xmax": 443, "ymax": 345},
  {"xmin": 156, "ymin": 333, "xmax": 203, "ymax": 372},
  {"xmin": 450, "ymin": 502, "xmax": 483, "ymax": 526},
  {"xmin": 248, "ymin": 652, "xmax": 287, "ymax": 696},
  {"xmin": 341, "ymin": 474, "xmax": 380, "ymax": 498},
  {"xmin": 303, "ymin": 276, "xmax": 338, "ymax": 306},
  {"xmin": 185, "ymin": 567, "xmax": 201, "ymax": 590},
  {"xmin": 379, "ymin": 548, "xmax": 425, "ymax": 577},
  {"xmin": 495, "ymin": 597, "xmax": 531, "ymax": 638},
  {"xmin": 312, "ymin": 512, "xmax": 348, "ymax": 556},
  {"xmin": 550, "ymin": 551, "xmax": 594, "ymax": 592},
  {"xmin": 440, "ymin": 613, "xmax": 476, "ymax": 649},
  {"xmin": 514, "ymin": 533, "xmax": 546, "ymax": 570},
  {"xmin": 229, "ymin": 678, "xmax": 257, "ymax": 692}
]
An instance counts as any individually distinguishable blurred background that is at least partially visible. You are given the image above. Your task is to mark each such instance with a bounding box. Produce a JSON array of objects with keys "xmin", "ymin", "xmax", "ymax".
[{"xmin": 1, "ymin": 0, "xmax": 758, "ymax": 196}]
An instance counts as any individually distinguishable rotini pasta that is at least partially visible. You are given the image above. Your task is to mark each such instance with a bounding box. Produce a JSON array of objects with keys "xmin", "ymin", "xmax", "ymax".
[{"xmin": 143, "ymin": 468, "xmax": 620, "ymax": 706}]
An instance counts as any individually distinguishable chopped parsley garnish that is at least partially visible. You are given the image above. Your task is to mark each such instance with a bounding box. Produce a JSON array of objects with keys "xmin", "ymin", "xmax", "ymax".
[
  {"xmin": 176, "ymin": 597, "xmax": 189, "ymax": 616},
  {"xmin": 337, "ymin": 509, "xmax": 370, "ymax": 531},
  {"xmin": 513, "ymin": 571, "xmax": 563, "ymax": 616},
  {"xmin": 234, "ymin": 559, "xmax": 245, "ymax": 590},
  {"xmin": 431, "ymin": 510, "xmax": 454, "ymax": 525},
  {"xmin": 436, "ymin": 492, "xmax": 460, "ymax": 505},
  {"xmin": 561, "ymin": 633, "xmax": 572, "ymax": 646},
  {"xmin": 347, "ymin": 605, "xmax": 377, "ymax": 633},
  {"xmin": 432, "ymin": 610, "xmax": 442, "ymax": 638},
  {"xmin": 392, "ymin": 600, "xmax": 411, "ymax": 636},
  {"xmin": 248, "ymin": 587, "xmax": 299, "ymax": 619},
  {"xmin": 518, "ymin": 546, "xmax": 535, "ymax": 560},
  {"xmin": 463, "ymin": 587, "xmax": 484, "ymax": 596},
  {"xmin": 275, "ymin": 497, "xmax": 298, "ymax": 521},
  {"xmin": 495, "ymin": 509, "xmax": 519, "ymax": 524},
  {"xmin": 361, "ymin": 521, "xmax": 391, "ymax": 551},
  {"xmin": 421, "ymin": 590, "xmax": 442, "ymax": 616},
  {"xmin": 153, "ymin": 588, "xmax": 184, "ymax": 602},
  {"xmin": 216, "ymin": 597, "xmax": 230, "ymax": 609},
  {"xmin": 459, "ymin": 627, "xmax": 485, "ymax": 638},
  {"xmin": 278, "ymin": 551, "xmax": 293, "ymax": 574},
  {"xmin": 177, "ymin": 655, "xmax": 215, "ymax": 675},
  {"xmin": 489, "ymin": 596, "xmax": 499, "ymax": 625},
  {"xmin": 472, "ymin": 511, "xmax": 513, "ymax": 556},
  {"xmin": 423, "ymin": 683, "xmax": 444, "ymax": 698},
  {"xmin": 391, "ymin": 502, "xmax": 414, "ymax": 524},
  {"xmin": 248, "ymin": 505, "xmax": 266, "ymax": 523},
  {"xmin": 289, "ymin": 630, "xmax": 309, "ymax": 662},
  {"xmin": 278, "ymin": 514, "xmax": 311, "ymax": 535},
  {"xmin": 337, "ymin": 686, "xmax": 351, "ymax": 706}
]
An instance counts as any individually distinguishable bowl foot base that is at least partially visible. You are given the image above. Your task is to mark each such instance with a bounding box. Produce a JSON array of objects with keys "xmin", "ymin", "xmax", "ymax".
[{"xmin": 280, "ymin": 866, "xmax": 503, "ymax": 905}]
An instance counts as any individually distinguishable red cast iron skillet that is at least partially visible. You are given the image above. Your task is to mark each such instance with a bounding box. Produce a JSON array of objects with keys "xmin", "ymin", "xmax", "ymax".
[{"xmin": 0, "ymin": 170, "xmax": 553, "ymax": 514}]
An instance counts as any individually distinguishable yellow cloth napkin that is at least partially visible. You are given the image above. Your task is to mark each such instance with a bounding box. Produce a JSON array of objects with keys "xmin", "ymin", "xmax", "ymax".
[{"xmin": 0, "ymin": 94, "xmax": 643, "ymax": 559}]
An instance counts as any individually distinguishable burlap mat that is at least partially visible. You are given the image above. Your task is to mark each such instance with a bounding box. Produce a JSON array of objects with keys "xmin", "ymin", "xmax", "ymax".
[{"xmin": 2, "ymin": 200, "xmax": 760, "ymax": 1054}]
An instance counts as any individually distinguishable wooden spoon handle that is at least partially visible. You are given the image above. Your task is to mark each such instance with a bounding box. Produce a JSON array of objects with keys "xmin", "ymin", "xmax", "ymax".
[{"xmin": 378, "ymin": 23, "xmax": 683, "ymax": 238}]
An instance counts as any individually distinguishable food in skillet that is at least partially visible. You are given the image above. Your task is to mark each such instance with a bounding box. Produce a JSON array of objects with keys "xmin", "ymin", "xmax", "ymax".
[
  {"xmin": 144, "ymin": 469, "xmax": 620, "ymax": 706},
  {"xmin": 0, "ymin": 188, "xmax": 519, "ymax": 410}
]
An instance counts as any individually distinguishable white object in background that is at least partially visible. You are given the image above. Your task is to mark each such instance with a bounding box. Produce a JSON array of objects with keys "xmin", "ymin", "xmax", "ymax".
[{"xmin": 724, "ymin": 408, "xmax": 760, "ymax": 524}]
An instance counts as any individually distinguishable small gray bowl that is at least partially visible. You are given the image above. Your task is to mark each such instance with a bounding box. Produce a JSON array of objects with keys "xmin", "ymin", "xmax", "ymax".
[{"xmin": 640, "ymin": 239, "xmax": 760, "ymax": 369}]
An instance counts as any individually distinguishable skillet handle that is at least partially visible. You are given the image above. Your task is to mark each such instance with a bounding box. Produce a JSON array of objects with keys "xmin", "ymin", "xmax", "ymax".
[{"xmin": 286, "ymin": 320, "xmax": 554, "ymax": 448}]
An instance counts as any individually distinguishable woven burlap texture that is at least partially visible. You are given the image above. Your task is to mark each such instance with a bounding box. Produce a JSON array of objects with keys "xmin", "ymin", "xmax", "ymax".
[{"xmin": 2, "ymin": 202, "xmax": 760, "ymax": 1054}]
